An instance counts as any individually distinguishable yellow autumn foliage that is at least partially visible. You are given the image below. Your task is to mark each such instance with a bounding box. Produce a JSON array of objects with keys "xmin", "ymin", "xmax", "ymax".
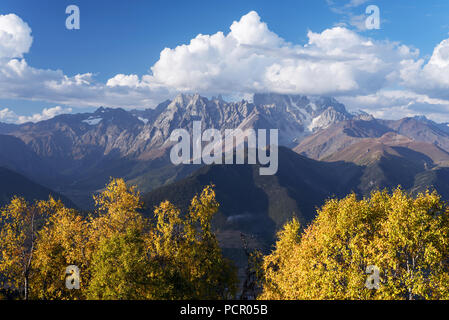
[
  {"xmin": 0, "ymin": 179, "xmax": 237, "ymax": 300},
  {"xmin": 259, "ymin": 188, "xmax": 449, "ymax": 300}
]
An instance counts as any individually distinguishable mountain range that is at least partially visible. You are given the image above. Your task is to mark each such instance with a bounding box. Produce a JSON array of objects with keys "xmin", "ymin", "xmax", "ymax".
[
  {"xmin": 2, "ymin": 93, "xmax": 449, "ymax": 253},
  {"xmin": 0, "ymin": 93, "xmax": 355, "ymax": 207}
]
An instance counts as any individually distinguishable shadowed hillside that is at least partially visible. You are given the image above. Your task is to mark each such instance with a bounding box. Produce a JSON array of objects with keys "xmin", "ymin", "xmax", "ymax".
[
  {"xmin": 0, "ymin": 167, "xmax": 77, "ymax": 209},
  {"xmin": 143, "ymin": 147, "xmax": 362, "ymax": 244}
]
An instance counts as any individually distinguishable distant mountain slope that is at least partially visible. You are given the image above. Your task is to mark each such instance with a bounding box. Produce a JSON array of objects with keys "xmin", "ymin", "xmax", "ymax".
[
  {"xmin": 380, "ymin": 117, "xmax": 449, "ymax": 152},
  {"xmin": 0, "ymin": 122, "xmax": 19, "ymax": 134},
  {"xmin": 321, "ymin": 132, "xmax": 449, "ymax": 194},
  {"xmin": 411, "ymin": 167, "xmax": 449, "ymax": 200},
  {"xmin": 0, "ymin": 134, "xmax": 58, "ymax": 186},
  {"xmin": 295, "ymin": 116, "xmax": 449, "ymax": 160},
  {"xmin": 0, "ymin": 167, "xmax": 76, "ymax": 208},
  {"xmin": 144, "ymin": 138, "xmax": 449, "ymax": 247},
  {"xmin": 294, "ymin": 118, "xmax": 393, "ymax": 159},
  {"xmin": 141, "ymin": 146, "xmax": 361, "ymax": 279},
  {"xmin": 324, "ymin": 132, "xmax": 449, "ymax": 166},
  {"xmin": 143, "ymin": 147, "xmax": 362, "ymax": 246}
]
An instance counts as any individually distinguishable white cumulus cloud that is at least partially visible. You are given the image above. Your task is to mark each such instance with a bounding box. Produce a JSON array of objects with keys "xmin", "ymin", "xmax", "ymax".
[
  {"xmin": 142, "ymin": 11, "xmax": 417, "ymax": 98},
  {"xmin": 0, "ymin": 108, "xmax": 17, "ymax": 123},
  {"xmin": 400, "ymin": 38, "xmax": 449, "ymax": 101},
  {"xmin": 0, "ymin": 106, "xmax": 72, "ymax": 124},
  {"xmin": 0, "ymin": 14, "xmax": 32, "ymax": 59},
  {"xmin": 1, "ymin": 11, "xmax": 449, "ymax": 121}
]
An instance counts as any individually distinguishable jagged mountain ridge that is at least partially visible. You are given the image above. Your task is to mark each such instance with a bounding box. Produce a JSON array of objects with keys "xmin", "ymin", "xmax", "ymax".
[
  {"xmin": 2, "ymin": 93, "xmax": 448, "ymax": 209},
  {"xmin": 0, "ymin": 93, "xmax": 354, "ymax": 207},
  {"xmin": 2, "ymin": 93, "xmax": 354, "ymax": 162}
]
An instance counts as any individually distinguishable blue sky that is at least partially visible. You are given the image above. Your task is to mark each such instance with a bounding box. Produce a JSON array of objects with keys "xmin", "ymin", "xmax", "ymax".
[{"xmin": 1, "ymin": 0, "xmax": 449, "ymax": 122}]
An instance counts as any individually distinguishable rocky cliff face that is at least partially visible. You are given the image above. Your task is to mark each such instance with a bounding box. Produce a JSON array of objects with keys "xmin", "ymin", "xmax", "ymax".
[{"xmin": 133, "ymin": 92, "xmax": 353, "ymax": 151}]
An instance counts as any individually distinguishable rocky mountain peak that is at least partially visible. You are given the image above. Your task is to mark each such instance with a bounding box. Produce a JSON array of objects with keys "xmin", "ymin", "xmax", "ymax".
[
  {"xmin": 352, "ymin": 110, "xmax": 374, "ymax": 121},
  {"xmin": 1, "ymin": 92, "xmax": 360, "ymax": 169}
]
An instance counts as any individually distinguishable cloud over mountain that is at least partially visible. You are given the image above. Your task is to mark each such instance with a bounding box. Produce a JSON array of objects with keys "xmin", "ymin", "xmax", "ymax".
[
  {"xmin": 400, "ymin": 38, "xmax": 449, "ymax": 100},
  {"xmin": 1, "ymin": 11, "xmax": 449, "ymax": 121},
  {"xmin": 140, "ymin": 11, "xmax": 418, "ymax": 98},
  {"xmin": 0, "ymin": 106, "xmax": 72, "ymax": 124}
]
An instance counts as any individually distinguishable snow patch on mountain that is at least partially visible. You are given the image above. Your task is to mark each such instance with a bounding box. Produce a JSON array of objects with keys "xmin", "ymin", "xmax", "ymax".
[
  {"xmin": 82, "ymin": 117, "xmax": 102, "ymax": 125},
  {"xmin": 138, "ymin": 117, "xmax": 149, "ymax": 124}
]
